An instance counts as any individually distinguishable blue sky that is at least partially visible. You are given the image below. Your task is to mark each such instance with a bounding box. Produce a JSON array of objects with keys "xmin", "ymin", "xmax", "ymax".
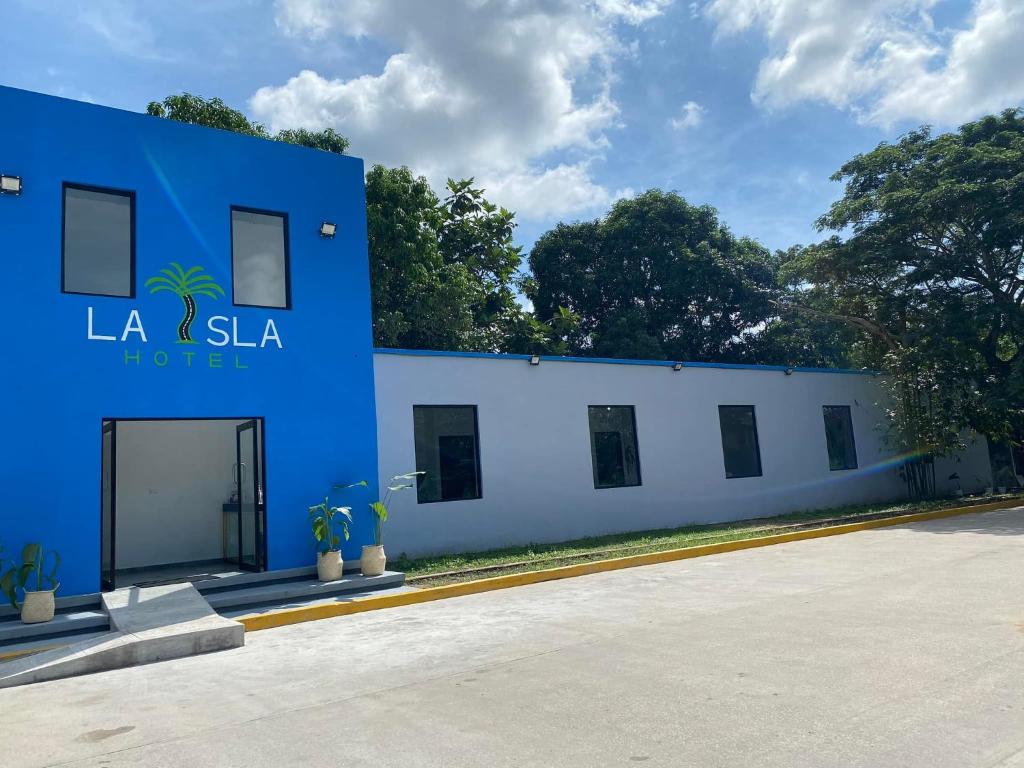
[{"xmin": 3, "ymin": 0, "xmax": 1022, "ymax": 254}]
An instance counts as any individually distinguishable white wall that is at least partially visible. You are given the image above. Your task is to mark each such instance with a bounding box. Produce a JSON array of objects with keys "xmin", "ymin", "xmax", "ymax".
[
  {"xmin": 374, "ymin": 353, "xmax": 993, "ymax": 558},
  {"xmin": 115, "ymin": 419, "xmax": 246, "ymax": 569}
]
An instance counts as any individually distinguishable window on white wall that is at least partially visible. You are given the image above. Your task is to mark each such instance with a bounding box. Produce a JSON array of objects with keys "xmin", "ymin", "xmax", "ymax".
[
  {"xmin": 413, "ymin": 405, "xmax": 482, "ymax": 503},
  {"xmin": 62, "ymin": 184, "xmax": 134, "ymax": 297},
  {"xmin": 718, "ymin": 405, "xmax": 762, "ymax": 479},
  {"xmin": 823, "ymin": 405, "xmax": 858, "ymax": 470},
  {"xmin": 587, "ymin": 406, "xmax": 641, "ymax": 489},
  {"xmin": 231, "ymin": 207, "xmax": 290, "ymax": 308}
]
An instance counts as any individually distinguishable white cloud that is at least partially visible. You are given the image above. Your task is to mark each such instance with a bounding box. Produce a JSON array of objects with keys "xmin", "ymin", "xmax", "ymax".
[
  {"xmin": 670, "ymin": 100, "xmax": 705, "ymax": 129},
  {"xmin": 253, "ymin": 0, "xmax": 671, "ymax": 219},
  {"xmin": 485, "ymin": 163, "xmax": 635, "ymax": 219},
  {"xmin": 704, "ymin": 0, "xmax": 1024, "ymax": 127}
]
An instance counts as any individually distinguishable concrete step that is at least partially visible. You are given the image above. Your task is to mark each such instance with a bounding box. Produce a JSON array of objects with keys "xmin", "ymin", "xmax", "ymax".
[
  {"xmin": 0, "ymin": 609, "xmax": 109, "ymax": 646},
  {"xmin": 203, "ymin": 571, "xmax": 406, "ymax": 612},
  {"xmin": 0, "ymin": 592, "xmax": 101, "ymax": 619},
  {"xmin": 222, "ymin": 584, "xmax": 419, "ymax": 621},
  {"xmin": 0, "ymin": 583, "xmax": 243, "ymax": 689},
  {"xmin": 191, "ymin": 563, "xmax": 364, "ymax": 594}
]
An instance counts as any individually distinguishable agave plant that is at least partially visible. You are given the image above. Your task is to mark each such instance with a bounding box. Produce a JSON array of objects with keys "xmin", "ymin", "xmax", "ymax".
[{"xmin": 144, "ymin": 262, "xmax": 225, "ymax": 344}]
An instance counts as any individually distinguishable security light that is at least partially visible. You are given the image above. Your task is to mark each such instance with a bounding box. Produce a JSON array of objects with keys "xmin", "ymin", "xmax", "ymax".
[
  {"xmin": 529, "ymin": 355, "xmax": 541, "ymax": 366},
  {"xmin": 319, "ymin": 221, "xmax": 337, "ymax": 238},
  {"xmin": 672, "ymin": 362, "xmax": 683, "ymax": 371},
  {"xmin": 0, "ymin": 174, "xmax": 22, "ymax": 195}
]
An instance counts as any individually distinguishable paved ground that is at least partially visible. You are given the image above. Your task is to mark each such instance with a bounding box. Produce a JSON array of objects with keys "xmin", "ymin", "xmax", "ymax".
[{"xmin": 4, "ymin": 507, "xmax": 1024, "ymax": 768}]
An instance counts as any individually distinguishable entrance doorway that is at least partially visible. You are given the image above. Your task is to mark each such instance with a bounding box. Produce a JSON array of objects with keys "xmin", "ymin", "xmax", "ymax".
[{"xmin": 99, "ymin": 418, "xmax": 266, "ymax": 590}]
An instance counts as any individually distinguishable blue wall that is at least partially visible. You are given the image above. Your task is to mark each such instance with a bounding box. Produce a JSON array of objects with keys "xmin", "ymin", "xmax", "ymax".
[{"xmin": 0, "ymin": 86, "xmax": 379, "ymax": 595}]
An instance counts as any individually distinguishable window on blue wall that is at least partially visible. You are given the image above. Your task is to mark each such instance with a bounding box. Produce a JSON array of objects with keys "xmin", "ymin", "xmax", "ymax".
[
  {"xmin": 62, "ymin": 184, "xmax": 135, "ymax": 297},
  {"xmin": 718, "ymin": 405, "xmax": 762, "ymax": 478},
  {"xmin": 588, "ymin": 406, "xmax": 641, "ymax": 489},
  {"xmin": 413, "ymin": 406, "xmax": 482, "ymax": 503},
  {"xmin": 231, "ymin": 208, "xmax": 290, "ymax": 308},
  {"xmin": 823, "ymin": 405, "xmax": 858, "ymax": 470}
]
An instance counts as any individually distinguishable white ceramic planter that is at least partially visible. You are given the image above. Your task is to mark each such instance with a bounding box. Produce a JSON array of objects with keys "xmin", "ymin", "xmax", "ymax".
[
  {"xmin": 317, "ymin": 550, "xmax": 344, "ymax": 582},
  {"xmin": 21, "ymin": 590, "xmax": 55, "ymax": 624},
  {"xmin": 361, "ymin": 545, "xmax": 386, "ymax": 577}
]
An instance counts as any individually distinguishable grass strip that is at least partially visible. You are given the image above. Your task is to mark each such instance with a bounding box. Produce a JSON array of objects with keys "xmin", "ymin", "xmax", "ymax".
[{"xmin": 395, "ymin": 494, "xmax": 1022, "ymax": 588}]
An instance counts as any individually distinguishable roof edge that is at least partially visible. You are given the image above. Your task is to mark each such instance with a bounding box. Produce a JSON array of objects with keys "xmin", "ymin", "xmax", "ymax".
[{"xmin": 372, "ymin": 347, "xmax": 879, "ymax": 376}]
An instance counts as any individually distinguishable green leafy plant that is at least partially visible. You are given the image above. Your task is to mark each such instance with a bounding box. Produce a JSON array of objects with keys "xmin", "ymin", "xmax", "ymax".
[
  {"xmin": 144, "ymin": 262, "xmax": 225, "ymax": 344},
  {"xmin": 1, "ymin": 543, "xmax": 60, "ymax": 609},
  {"xmin": 308, "ymin": 498, "xmax": 353, "ymax": 554},
  {"xmin": 369, "ymin": 473, "xmax": 423, "ymax": 546}
]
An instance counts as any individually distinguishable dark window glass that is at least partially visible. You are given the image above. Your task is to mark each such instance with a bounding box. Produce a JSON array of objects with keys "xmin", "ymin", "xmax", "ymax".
[
  {"xmin": 823, "ymin": 405, "xmax": 858, "ymax": 470},
  {"xmin": 413, "ymin": 406, "xmax": 481, "ymax": 503},
  {"xmin": 231, "ymin": 208, "xmax": 289, "ymax": 308},
  {"xmin": 62, "ymin": 185, "xmax": 134, "ymax": 297},
  {"xmin": 718, "ymin": 405, "xmax": 762, "ymax": 479},
  {"xmin": 588, "ymin": 406, "xmax": 641, "ymax": 488}
]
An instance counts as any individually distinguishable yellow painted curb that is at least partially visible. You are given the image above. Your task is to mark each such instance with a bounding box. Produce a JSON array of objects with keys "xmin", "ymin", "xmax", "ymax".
[
  {"xmin": 239, "ymin": 498, "xmax": 1022, "ymax": 633},
  {"xmin": 0, "ymin": 643, "xmax": 66, "ymax": 662}
]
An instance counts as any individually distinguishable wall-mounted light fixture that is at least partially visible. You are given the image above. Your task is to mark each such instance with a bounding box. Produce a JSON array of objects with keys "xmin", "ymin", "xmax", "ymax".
[
  {"xmin": 672, "ymin": 362, "xmax": 683, "ymax": 371},
  {"xmin": 529, "ymin": 355, "xmax": 541, "ymax": 366},
  {"xmin": 319, "ymin": 221, "xmax": 337, "ymax": 238},
  {"xmin": 784, "ymin": 367, "xmax": 794, "ymax": 376},
  {"xmin": 0, "ymin": 174, "xmax": 22, "ymax": 196}
]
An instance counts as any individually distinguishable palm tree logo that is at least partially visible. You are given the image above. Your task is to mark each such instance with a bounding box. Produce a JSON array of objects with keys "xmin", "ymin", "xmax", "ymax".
[{"xmin": 144, "ymin": 262, "xmax": 225, "ymax": 344}]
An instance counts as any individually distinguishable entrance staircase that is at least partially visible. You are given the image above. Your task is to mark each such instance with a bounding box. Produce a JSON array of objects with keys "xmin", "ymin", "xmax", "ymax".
[
  {"xmin": 0, "ymin": 565, "xmax": 408, "ymax": 688},
  {"xmin": 193, "ymin": 565, "xmax": 407, "ymax": 618}
]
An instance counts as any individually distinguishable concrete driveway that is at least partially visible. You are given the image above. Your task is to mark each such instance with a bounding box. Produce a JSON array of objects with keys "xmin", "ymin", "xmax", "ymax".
[{"xmin": 4, "ymin": 507, "xmax": 1024, "ymax": 768}]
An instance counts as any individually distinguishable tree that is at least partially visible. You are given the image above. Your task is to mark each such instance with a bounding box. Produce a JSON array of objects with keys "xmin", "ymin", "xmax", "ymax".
[
  {"xmin": 365, "ymin": 165, "xmax": 475, "ymax": 350},
  {"xmin": 780, "ymin": 109, "xmax": 1024, "ymax": 494},
  {"xmin": 528, "ymin": 190, "xmax": 778, "ymax": 362},
  {"xmin": 437, "ymin": 179, "xmax": 549, "ymax": 353}
]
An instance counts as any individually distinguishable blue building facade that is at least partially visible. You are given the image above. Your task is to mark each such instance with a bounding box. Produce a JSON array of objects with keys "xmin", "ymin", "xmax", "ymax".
[{"xmin": 0, "ymin": 86, "xmax": 379, "ymax": 596}]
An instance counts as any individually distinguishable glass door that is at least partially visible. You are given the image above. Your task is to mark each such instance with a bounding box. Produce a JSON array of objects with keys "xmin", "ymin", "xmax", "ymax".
[
  {"xmin": 100, "ymin": 420, "xmax": 116, "ymax": 591},
  {"xmin": 235, "ymin": 419, "xmax": 264, "ymax": 571}
]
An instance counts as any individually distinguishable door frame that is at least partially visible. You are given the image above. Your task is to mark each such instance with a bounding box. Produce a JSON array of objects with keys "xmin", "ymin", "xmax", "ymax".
[
  {"xmin": 235, "ymin": 419, "xmax": 264, "ymax": 572},
  {"xmin": 100, "ymin": 420, "xmax": 117, "ymax": 591},
  {"xmin": 98, "ymin": 416, "xmax": 268, "ymax": 590}
]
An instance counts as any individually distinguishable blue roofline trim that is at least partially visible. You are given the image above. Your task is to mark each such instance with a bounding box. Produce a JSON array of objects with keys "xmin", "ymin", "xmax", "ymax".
[{"xmin": 372, "ymin": 347, "xmax": 879, "ymax": 376}]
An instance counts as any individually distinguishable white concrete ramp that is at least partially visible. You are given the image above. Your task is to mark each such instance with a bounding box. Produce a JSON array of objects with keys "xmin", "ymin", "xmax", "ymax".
[{"xmin": 0, "ymin": 583, "xmax": 243, "ymax": 689}]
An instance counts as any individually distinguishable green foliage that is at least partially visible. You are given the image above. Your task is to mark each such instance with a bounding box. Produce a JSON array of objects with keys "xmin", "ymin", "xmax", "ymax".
[
  {"xmin": 365, "ymin": 165, "xmax": 475, "ymax": 350},
  {"xmin": 1, "ymin": 543, "xmax": 60, "ymax": 609},
  {"xmin": 528, "ymin": 190, "xmax": 779, "ymax": 362},
  {"xmin": 147, "ymin": 93, "xmax": 348, "ymax": 154},
  {"xmin": 367, "ymin": 472, "xmax": 422, "ymax": 546},
  {"xmin": 147, "ymin": 94, "xmax": 271, "ymax": 137},
  {"xmin": 308, "ymin": 498, "xmax": 353, "ymax": 554},
  {"xmin": 275, "ymin": 127, "xmax": 350, "ymax": 154},
  {"xmin": 366, "ymin": 168, "xmax": 549, "ymax": 353},
  {"xmin": 779, "ymin": 108, "xmax": 1024, "ymax": 493}
]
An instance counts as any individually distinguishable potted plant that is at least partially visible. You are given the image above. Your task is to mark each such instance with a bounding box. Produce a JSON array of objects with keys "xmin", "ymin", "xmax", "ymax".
[
  {"xmin": 308, "ymin": 497, "xmax": 353, "ymax": 582},
  {"xmin": 361, "ymin": 472, "xmax": 422, "ymax": 577},
  {"xmin": 1, "ymin": 543, "xmax": 60, "ymax": 624}
]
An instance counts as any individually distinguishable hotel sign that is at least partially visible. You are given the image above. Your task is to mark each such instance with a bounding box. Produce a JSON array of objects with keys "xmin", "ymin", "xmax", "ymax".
[{"xmin": 85, "ymin": 261, "xmax": 283, "ymax": 369}]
